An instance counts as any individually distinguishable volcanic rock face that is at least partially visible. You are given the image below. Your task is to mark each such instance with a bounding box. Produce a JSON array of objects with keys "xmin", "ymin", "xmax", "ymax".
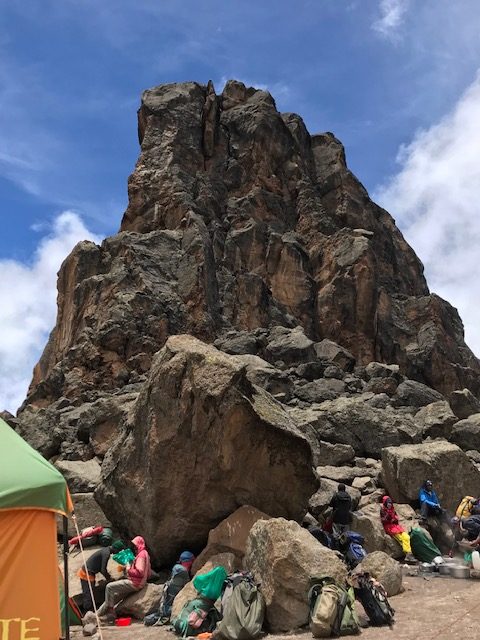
[{"xmin": 24, "ymin": 80, "xmax": 479, "ymax": 411}]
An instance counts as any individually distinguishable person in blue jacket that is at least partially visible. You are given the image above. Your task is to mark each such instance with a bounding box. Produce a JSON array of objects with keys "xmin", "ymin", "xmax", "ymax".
[{"xmin": 419, "ymin": 480, "xmax": 444, "ymax": 522}]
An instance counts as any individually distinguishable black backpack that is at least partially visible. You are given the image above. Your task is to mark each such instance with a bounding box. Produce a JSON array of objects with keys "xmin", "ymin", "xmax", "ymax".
[{"xmin": 353, "ymin": 572, "xmax": 394, "ymax": 627}]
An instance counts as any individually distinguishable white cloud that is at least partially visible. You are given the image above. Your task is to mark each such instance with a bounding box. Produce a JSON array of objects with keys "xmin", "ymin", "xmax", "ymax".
[
  {"xmin": 0, "ymin": 212, "xmax": 101, "ymax": 413},
  {"xmin": 373, "ymin": 0, "xmax": 410, "ymax": 39},
  {"xmin": 375, "ymin": 71, "xmax": 480, "ymax": 356}
]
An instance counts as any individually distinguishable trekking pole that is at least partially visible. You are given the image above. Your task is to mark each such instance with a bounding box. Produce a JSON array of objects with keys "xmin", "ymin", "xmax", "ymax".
[{"xmin": 72, "ymin": 512, "xmax": 105, "ymax": 640}]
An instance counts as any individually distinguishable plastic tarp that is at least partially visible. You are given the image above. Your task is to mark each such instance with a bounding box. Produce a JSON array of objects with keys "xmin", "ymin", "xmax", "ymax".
[{"xmin": 0, "ymin": 418, "xmax": 71, "ymax": 514}]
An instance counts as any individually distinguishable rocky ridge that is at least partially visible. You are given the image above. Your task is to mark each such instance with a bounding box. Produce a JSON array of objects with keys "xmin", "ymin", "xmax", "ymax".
[{"xmin": 6, "ymin": 80, "xmax": 480, "ymax": 566}]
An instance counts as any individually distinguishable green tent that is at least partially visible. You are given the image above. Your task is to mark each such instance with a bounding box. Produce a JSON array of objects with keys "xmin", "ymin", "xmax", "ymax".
[
  {"xmin": 0, "ymin": 417, "xmax": 70, "ymax": 513},
  {"xmin": 0, "ymin": 418, "xmax": 72, "ymax": 639}
]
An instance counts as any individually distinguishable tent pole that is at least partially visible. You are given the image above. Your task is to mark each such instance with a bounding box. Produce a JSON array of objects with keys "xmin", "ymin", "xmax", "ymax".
[{"xmin": 63, "ymin": 516, "xmax": 70, "ymax": 640}]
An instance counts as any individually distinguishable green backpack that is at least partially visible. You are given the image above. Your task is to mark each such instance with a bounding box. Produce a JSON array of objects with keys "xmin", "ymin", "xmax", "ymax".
[
  {"xmin": 308, "ymin": 577, "xmax": 359, "ymax": 638},
  {"xmin": 172, "ymin": 597, "xmax": 221, "ymax": 637}
]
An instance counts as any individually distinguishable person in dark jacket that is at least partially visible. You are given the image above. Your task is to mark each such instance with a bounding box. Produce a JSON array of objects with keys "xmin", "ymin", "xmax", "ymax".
[
  {"xmin": 329, "ymin": 484, "xmax": 352, "ymax": 534},
  {"xmin": 418, "ymin": 480, "xmax": 444, "ymax": 523},
  {"xmin": 459, "ymin": 515, "xmax": 480, "ymax": 547},
  {"xmin": 78, "ymin": 540, "xmax": 125, "ymax": 612}
]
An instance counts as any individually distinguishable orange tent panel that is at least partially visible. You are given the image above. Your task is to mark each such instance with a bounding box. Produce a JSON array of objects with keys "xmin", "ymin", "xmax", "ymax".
[{"xmin": 0, "ymin": 510, "xmax": 61, "ymax": 640}]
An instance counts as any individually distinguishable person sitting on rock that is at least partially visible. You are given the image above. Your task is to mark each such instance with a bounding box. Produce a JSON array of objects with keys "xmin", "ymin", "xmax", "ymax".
[
  {"xmin": 419, "ymin": 480, "xmax": 444, "ymax": 523},
  {"xmin": 78, "ymin": 540, "xmax": 125, "ymax": 612},
  {"xmin": 458, "ymin": 515, "xmax": 480, "ymax": 548},
  {"xmin": 97, "ymin": 535, "xmax": 151, "ymax": 622},
  {"xmin": 329, "ymin": 483, "xmax": 352, "ymax": 535},
  {"xmin": 380, "ymin": 496, "xmax": 413, "ymax": 558}
]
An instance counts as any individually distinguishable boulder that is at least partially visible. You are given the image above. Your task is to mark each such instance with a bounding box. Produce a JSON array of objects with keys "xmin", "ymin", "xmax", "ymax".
[
  {"xmin": 358, "ymin": 489, "xmax": 385, "ymax": 509},
  {"xmin": 60, "ymin": 493, "xmax": 111, "ymax": 538},
  {"xmin": 192, "ymin": 505, "xmax": 271, "ymax": 574},
  {"xmin": 364, "ymin": 377, "xmax": 398, "ymax": 396},
  {"xmin": 315, "ymin": 465, "xmax": 378, "ymax": 484},
  {"xmin": 55, "ymin": 459, "xmax": 101, "ymax": 493},
  {"xmin": 309, "ymin": 478, "xmax": 360, "ymax": 518},
  {"xmin": 97, "ymin": 336, "xmax": 318, "ymax": 565},
  {"xmin": 364, "ymin": 363, "xmax": 400, "ymax": 380},
  {"xmin": 450, "ymin": 389, "xmax": 480, "ymax": 420},
  {"xmin": 118, "ymin": 584, "xmax": 163, "ymax": 619},
  {"xmin": 315, "ymin": 441, "xmax": 356, "ymax": 466},
  {"xmin": 171, "ymin": 553, "xmax": 238, "ymax": 619},
  {"xmin": 214, "ymin": 331, "xmax": 260, "ymax": 356},
  {"xmin": 381, "ymin": 441, "xmax": 480, "ymax": 513},
  {"xmin": 450, "ymin": 414, "xmax": 480, "ymax": 451},
  {"xmin": 294, "ymin": 379, "xmax": 345, "ymax": 403},
  {"xmin": 414, "ymin": 401, "xmax": 457, "ymax": 439},
  {"xmin": 290, "ymin": 397, "xmax": 421, "ymax": 457},
  {"xmin": 264, "ymin": 326, "xmax": 315, "ymax": 366},
  {"xmin": 392, "ymin": 380, "xmax": 444, "ymax": 409},
  {"xmin": 244, "ymin": 518, "xmax": 347, "ymax": 632},
  {"xmin": 352, "ymin": 476, "xmax": 376, "ymax": 493},
  {"xmin": 355, "ymin": 551, "xmax": 402, "ymax": 596},
  {"xmin": 232, "ymin": 355, "xmax": 294, "ymax": 401},
  {"xmin": 313, "ymin": 339, "xmax": 355, "ymax": 372}
]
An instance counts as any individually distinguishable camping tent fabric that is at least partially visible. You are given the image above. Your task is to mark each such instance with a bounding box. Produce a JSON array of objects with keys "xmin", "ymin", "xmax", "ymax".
[
  {"xmin": 0, "ymin": 509, "xmax": 61, "ymax": 640},
  {"xmin": 0, "ymin": 418, "xmax": 70, "ymax": 514}
]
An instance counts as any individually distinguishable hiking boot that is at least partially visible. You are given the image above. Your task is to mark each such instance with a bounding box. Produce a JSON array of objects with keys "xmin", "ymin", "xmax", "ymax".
[{"xmin": 404, "ymin": 553, "xmax": 416, "ymax": 564}]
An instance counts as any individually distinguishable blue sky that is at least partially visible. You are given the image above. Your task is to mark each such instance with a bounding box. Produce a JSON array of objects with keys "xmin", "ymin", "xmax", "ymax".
[{"xmin": 2, "ymin": 0, "xmax": 480, "ymax": 411}]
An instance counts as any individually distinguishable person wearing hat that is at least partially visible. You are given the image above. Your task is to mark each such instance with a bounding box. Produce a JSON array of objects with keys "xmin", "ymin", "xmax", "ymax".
[
  {"xmin": 419, "ymin": 480, "xmax": 444, "ymax": 523},
  {"xmin": 78, "ymin": 540, "xmax": 125, "ymax": 612}
]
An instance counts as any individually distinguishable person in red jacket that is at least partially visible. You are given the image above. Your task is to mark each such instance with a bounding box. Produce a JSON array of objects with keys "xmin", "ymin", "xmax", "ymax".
[
  {"xmin": 380, "ymin": 496, "xmax": 412, "ymax": 556},
  {"xmin": 97, "ymin": 536, "xmax": 151, "ymax": 621}
]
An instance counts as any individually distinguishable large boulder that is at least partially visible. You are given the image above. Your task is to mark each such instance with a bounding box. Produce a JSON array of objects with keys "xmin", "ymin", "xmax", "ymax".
[
  {"xmin": 450, "ymin": 414, "xmax": 480, "ymax": 451},
  {"xmin": 55, "ymin": 459, "xmax": 101, "ymax": 493},
  {"xmin": 294, "ymin": 379, "xmax": 345, "ymax": 403},
  {"xmin": 450, "ymin": 389, "xmax": 480, "ymax": 420},
  {"xmin": 355, "ymin": 551, "xmax": 402, "ymax": 596},
  {"xmin": 414, "ymin": 401, "xmax": 457, "ymax": 439},
  {"xmin": 171, "ymin": 553, "xmax": 239, "ymax": 619},
  {"xmin": 381, "ymin": 441, "xmax": 480, "ymax": 513},
  {"xmin": 264, "ymin": 326, "xmax": 315, "ymax": 366},
  {"xmin": 315, "ymin": 442, "xmax": 356, "ymax": 467},
  {"xmin": 313, "ymin": 339, "xmax": 355, "ymax": 372},
  {"xmin": 290, "ymin": 397, "xmax": 421, "ymax": 457},
  {"xmin": 97, "ymin": 336, "xmax": 318, "ymax": 565},
  {"xmin": 118, "ymin": 584, "xmax": 163, "ymax": 619},
  {"xmin": 392, "ymin": 380, "xmax": 444, "ymax": 409},
  {"xmin": 244, "ymin": 518, "xmax": 347, "ymax": 632},
  {"xmin": 192, "ymin": 505, "xmax": 271, "ymax": 574},
  {"xmin": 315, "ymin": 465, "xmax": 378, "ymax": 484}
]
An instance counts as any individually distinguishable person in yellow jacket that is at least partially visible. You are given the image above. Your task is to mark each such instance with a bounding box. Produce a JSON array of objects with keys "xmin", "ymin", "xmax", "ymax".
[{"xmin": 456, "ymin": 496, "xmax": 480, "ymax": 519}]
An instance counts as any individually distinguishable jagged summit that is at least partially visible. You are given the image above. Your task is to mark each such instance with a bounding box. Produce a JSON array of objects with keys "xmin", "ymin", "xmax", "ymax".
[{"xmin": 25, "ymin": 79, "xmax": 478, "ymax": 414}]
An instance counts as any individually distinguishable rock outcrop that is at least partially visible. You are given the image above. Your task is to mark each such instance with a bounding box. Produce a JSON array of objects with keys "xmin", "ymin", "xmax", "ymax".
[
  {"xmin": 96, "ymin": 336, "xmax": 317, "ymax": 564},
  {"xmin": 20, "ymin": 80, "xmax": 480, "ymax": 420}
]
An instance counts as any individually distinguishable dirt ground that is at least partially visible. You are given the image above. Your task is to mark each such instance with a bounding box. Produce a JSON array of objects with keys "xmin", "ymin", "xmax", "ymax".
[{"xmin": 70, "ymin": 574, "xmax": 480, "ymax": 640}]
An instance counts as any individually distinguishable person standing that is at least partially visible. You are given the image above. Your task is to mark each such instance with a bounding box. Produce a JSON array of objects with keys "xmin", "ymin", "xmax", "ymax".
[
  {"xmin": 329, "ymin": 483, "xmax": 352, "ymax": 535},
  {"xmin": 78, "ymin": 540, "xmax": 125, "ymax": 612},
  {"xmin": 97, "ymin": 536, "xmax": 151, "ymax": 621}
]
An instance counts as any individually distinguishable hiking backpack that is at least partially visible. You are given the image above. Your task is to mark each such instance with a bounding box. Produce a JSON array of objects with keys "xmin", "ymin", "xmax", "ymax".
[
  {"xmin": 353, "ymin": 572, "xmax": 394, "ymax": 627},
  {"xmin": 172, "ymin": 597, "xmax": 222, "ymax": 637},
  {"xmin": 345, "ymin": 542, "xmax": 367, "ymax": 569},
  {"xmin": 308, "ymin": 577, "xmax": 359, "ymax": 638},
  {"xmin": 217, "ymin": 572, "xmax": 265, "ymax": 640}
]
